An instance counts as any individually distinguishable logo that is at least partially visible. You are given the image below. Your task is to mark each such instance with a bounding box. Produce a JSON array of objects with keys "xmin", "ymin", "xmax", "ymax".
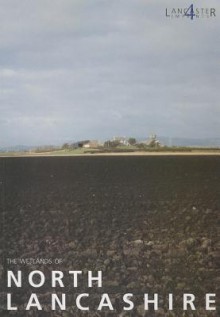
[{"xmin": 166, "ymin": 4, "xmax": 216, "ymax": 20}]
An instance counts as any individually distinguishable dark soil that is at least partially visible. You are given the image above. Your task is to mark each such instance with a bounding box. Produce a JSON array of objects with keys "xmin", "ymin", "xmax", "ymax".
[{"xmin": 0, "ymin": 156, "xmax": 219, "ymax": 317}]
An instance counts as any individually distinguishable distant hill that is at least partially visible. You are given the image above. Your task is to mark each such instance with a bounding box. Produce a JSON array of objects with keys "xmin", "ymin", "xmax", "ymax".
[
  {"xmin": 135, "ymin": 136, "xmax": 220, "ymax": 147},
  {"xmin": 0, "ymin": 145, "xmax": 34, "ymax": 152},
  {"xmin": 158, "ymin": 137, "xmax": 220, "ymax": 147}
]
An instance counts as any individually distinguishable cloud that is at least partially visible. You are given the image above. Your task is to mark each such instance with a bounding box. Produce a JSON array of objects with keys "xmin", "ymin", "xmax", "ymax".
[{"xmin": 0, "ymin": 0, "xmax": 219, "ymax": 146}]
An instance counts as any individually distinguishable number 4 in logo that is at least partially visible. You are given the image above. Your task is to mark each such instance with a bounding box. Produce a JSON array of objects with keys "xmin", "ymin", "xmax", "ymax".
[{"xmin": 184, "ymin": 4, "xmax": 196, "ymax": 20}]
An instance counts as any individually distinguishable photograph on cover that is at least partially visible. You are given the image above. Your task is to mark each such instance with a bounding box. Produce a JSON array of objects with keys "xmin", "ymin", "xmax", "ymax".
[{"xmin": 0, "ymin": 1, "xmax": 220, "ymax": 316}]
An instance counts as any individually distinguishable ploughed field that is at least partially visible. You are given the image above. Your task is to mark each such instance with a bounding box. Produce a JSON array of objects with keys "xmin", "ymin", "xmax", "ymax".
[{"xmin": 0, "ymin": 156, "xmax": 220, "ymax": 317}]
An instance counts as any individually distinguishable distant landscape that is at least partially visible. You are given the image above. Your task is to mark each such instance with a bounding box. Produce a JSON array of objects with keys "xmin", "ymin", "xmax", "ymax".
[{"xmin": 0, "ymin": 135, "xmax": 220, "ymax": 156}]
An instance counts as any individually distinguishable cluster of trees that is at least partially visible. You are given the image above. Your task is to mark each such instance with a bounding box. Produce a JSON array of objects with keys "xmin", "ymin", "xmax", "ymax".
[
  {"xmin": 61, "ymin": 142, "xmax": 81, "ymax": 150},
  {"xmin": 103, "ymin": 137, "xmax": 160, "ymax": 149},
  {"xmin": 104, "ymin": 138, "xmax": 137, "ymax": 148},
  {"xmin": 61, "ymin": 136, "xmax": 161, "ymax": 151}
]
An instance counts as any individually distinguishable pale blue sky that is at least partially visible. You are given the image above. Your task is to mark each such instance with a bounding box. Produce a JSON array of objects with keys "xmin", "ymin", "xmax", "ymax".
[{"xmin": 0, "ymin": 0, "xmax": 219, "ymax": 146}]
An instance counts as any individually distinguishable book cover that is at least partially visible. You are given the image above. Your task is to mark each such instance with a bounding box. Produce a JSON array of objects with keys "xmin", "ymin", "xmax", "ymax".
[{"xmin": 0, "ymin": 1, "xmax": 219, "ymax": 316}]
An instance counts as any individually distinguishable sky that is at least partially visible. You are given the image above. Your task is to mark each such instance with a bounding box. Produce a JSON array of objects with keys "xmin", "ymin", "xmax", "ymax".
[{"xmin": 0, "ymin": 0, "xmax": 220, "ymax": 146}]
